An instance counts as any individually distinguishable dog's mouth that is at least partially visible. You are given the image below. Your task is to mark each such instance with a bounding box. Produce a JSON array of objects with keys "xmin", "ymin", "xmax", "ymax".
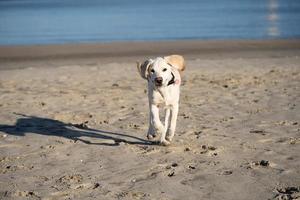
[{"xmin": 155, "ymin": 82, "xmax": 163, "ymax": 87}]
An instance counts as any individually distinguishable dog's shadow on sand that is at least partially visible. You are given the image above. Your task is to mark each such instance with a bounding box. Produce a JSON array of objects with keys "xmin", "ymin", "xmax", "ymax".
[{"xmin": 0, "ymin": 113, "xmax": 153, "ymax": 146}]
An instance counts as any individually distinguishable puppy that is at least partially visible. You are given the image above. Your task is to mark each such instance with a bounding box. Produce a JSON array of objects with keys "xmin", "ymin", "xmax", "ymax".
[{"xmin": 137, "ymin": 55, "xmax": 185, "ymax": 145}]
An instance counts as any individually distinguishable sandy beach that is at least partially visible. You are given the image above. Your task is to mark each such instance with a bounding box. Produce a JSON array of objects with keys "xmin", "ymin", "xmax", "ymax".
[{"xmin": 0, "ymin": 40, "xmax": 300, "ymax": 200}]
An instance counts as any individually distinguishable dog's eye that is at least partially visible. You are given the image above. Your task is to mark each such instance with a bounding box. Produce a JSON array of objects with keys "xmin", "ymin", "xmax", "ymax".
[
  {"xmin": 162, "ymin": 68, "xmax": 167, "ymax": 72},
  {"xmin": 150, "ymin": 69, "xmax": 155, "ymax": 73}
]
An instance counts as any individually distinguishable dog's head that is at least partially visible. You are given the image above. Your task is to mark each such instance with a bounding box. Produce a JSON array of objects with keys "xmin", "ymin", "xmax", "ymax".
[{"xmin": 137, "ymin": 55, "xmax": 185, "ymax": 87}]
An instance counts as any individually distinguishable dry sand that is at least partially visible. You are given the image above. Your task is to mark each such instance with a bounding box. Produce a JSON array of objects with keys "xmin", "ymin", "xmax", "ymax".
[{"xmin": 0, "ymin": 40, "xmax": 300, "ymax": 200}]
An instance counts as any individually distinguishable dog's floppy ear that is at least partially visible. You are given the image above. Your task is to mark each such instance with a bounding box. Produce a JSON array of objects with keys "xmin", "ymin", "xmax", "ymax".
[
  {"xmin": 136, "ymin": 59, "xmax": 153, "ymax": 79},
  {"xmin": 164, "ymin": 55, "xmax": 185, "ymax": 72}
]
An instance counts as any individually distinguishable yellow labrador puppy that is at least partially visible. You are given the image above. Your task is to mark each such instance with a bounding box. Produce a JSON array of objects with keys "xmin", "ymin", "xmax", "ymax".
[{"xmin": 137, "ymin": 55, "xmax": 185, "ymax": 145}]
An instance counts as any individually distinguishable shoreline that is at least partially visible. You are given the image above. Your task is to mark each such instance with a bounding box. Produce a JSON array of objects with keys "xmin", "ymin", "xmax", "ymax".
[{"xmin": 1, "ymin": 39, "xmax": 300, "ymax": 70}]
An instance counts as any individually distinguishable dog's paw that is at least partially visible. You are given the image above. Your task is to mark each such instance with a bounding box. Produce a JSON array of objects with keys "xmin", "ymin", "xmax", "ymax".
[
  {"xmin": 166, "ymin": 136, "xmax": 173, "ymax": 142},
  {"xmin": 160, "ymin": 140, "xmax": 171, "ymax": 146},
  {"xmin": 166, "ymin": 129, "xmax": 175, "ymax": 141},
  {"xmin": 147, "ymin": 134, "xmax": 156, "ymax": 140},
  {"xmin": 147, "ymin": 134, "xmax": 153, "ymax": 140},
  {"xmin": 147, "ymin": 126, "xmax": 157, "ymax": 140}
]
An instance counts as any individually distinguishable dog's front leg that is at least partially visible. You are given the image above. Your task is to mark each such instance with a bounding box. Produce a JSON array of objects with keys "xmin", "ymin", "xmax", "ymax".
[
  {"xmin": 166, "ymin": 103, "xmax": 178, "ymax": 142},
  {"xmin": 150, "ymin": 104, "xmax": 169, "ymax": 145},
  {"xmin": 147, "ymin": 111, "xmax": 156, "ymax": 140},
  {"xmin": 164, "ymin": 108, "xmax": 170, "ymax": 129}
]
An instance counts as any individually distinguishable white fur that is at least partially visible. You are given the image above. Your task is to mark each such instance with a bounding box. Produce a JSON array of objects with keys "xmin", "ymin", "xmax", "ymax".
[{"xmin": 137, "ymin": 56, "xmax": 185, "ymax": 145}]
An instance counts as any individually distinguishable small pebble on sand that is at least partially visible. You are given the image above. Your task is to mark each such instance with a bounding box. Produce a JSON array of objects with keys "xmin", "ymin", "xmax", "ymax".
[
  {"xmin": 259, "ymin": 160, "xmax": 269, "ymax": 167},
  {"xmin": 168, "ymin": 171, "xmax": 175, "ymax": 177}
]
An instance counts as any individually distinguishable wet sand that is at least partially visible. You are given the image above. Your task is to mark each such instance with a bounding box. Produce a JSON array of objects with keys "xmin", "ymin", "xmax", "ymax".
[{"xmin": 0, "ymin": 40, "xmax": 300, "ymax": 199}]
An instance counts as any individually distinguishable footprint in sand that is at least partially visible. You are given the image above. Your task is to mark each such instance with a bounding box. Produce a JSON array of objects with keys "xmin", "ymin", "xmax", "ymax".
[
  {"xmin": 273, "ymin": 186, "xmax": 300, "ymax": 200},
  {"xmin": 13, "ymin": 190, "xmax": 40, "ymax": 199}
]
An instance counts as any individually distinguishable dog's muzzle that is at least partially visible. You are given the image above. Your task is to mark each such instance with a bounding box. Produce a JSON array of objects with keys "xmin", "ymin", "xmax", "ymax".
[{"xmin": 155, "ymin": 77, "xmax": 163, "ymax": 86}]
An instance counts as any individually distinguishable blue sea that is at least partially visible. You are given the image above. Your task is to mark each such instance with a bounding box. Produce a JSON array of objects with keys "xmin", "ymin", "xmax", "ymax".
[{"xmin": 0, "ymin": 0, "xmax": 300, "ymax": 45}]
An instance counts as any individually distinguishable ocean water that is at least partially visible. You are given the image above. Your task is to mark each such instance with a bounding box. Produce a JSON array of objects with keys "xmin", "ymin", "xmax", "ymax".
[{"xmin": 0, "ymin": 0, "xmax": 300, "ymax": 45}]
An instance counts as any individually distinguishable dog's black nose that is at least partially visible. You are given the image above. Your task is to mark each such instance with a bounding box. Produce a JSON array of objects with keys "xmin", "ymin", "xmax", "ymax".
[{"xmin": 155, "ymin": 77, "xmax": 163, "ymax": 84}]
